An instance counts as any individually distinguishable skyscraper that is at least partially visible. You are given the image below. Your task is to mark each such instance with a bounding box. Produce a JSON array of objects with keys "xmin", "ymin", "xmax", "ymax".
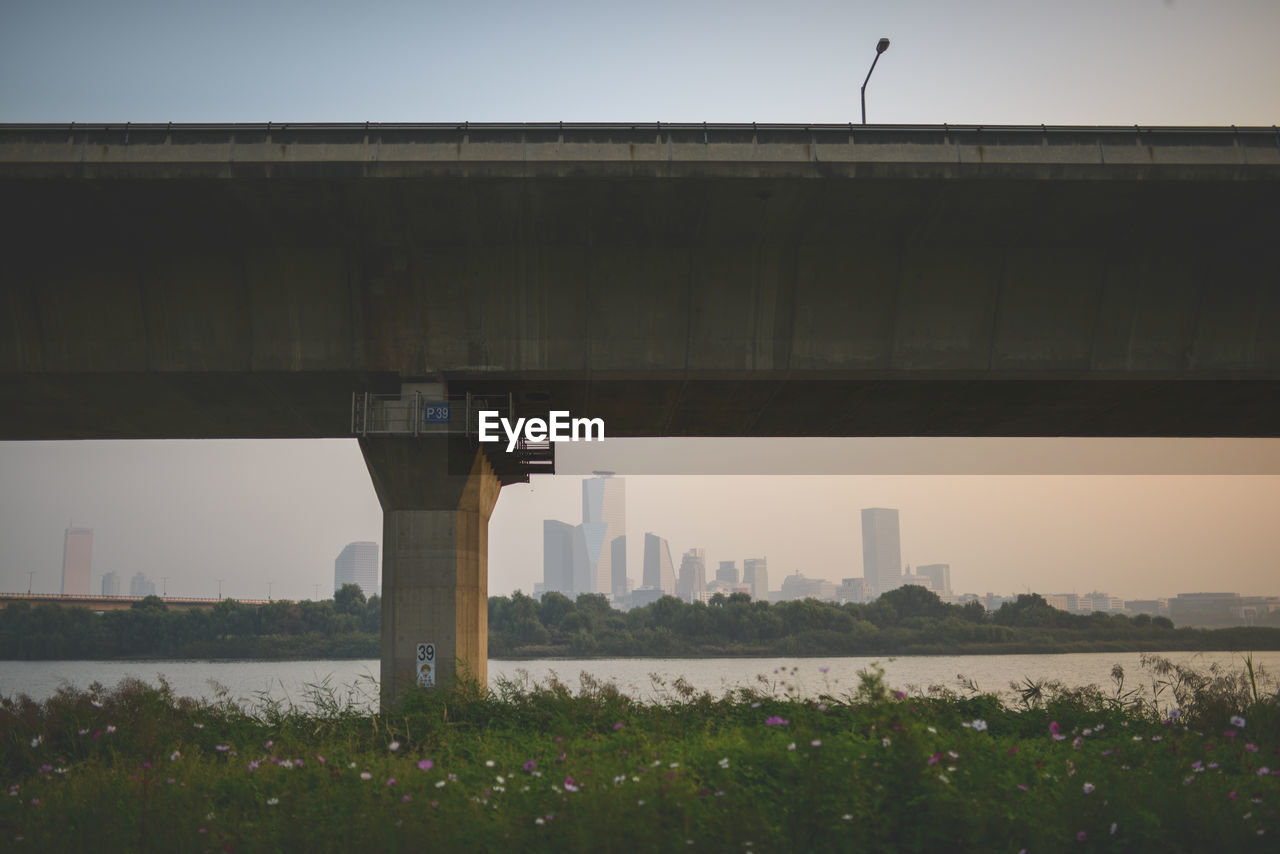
[
  {"xmin": 543, "ymin": 520, "xmax": 575, "ymax": 595},
  {"xmin": 677, "ymin": 548, "xmax": 706, "ymax": 603},
  {"xmin": 861, "ymin": 508, "xmax": 902, "ymax": 599},
  {"xmin": 582, "ymin": 473, "xmax": 626, "ymax": 596},
  {"xmin": 101, "ymin": 570, "xmax": 120, "ymax": 597},
  {"xmin": 611, "ymin": 535, "xmax": 628, "ymax": 598},
  {"xmin": 642, "ymin": 532, "xmax": 676, "ymax": 594},
  {"xmin": 716, "ymin": 561, "xmax": 739, "ymax": 585},
  {"xmin": 743, "ymin": 557, "xmax": 768, "ymax": 601},
  {"xmin": 916, "ymin": 563, "xmax": 951, "ymax": 593},
  {"xmin": 61, "ymin": 526, "xmax": 92, "ymax": 595},
  {"xmin": 129, "ymin": 572, "xmax": 156, "ymax": 597},
  {"xmin": 334, "ymin": 541, "xmax": 379, "ymax": 599}
]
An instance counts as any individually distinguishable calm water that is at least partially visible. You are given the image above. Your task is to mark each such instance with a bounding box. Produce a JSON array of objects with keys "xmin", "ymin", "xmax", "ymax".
[{"xmin": 1, "ymin": 651, "xmax": 1275, "ymax": 712}]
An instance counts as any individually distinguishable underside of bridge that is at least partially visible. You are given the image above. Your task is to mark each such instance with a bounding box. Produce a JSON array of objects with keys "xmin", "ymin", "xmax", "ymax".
[{"xmin": 2, "ymin": 123, "xmax": 1278, "ymax": 702}]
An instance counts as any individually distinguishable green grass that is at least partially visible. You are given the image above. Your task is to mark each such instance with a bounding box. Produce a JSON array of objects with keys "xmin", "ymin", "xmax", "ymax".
[{"xmin": 2, "ymin": 659, "xmax": 1277, "ymax": 852}]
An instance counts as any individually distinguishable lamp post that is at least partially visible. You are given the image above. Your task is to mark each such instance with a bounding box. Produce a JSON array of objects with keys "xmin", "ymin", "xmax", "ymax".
[{"xmin": 861, "ymin": 37, "xmax": 891, "ymax": 125}]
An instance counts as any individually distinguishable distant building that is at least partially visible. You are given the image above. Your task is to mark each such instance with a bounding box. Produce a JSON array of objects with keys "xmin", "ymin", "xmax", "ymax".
[
  {"xmin": 1167, "ymin": 592, "xmax": 1280, "ymax": 628},
  {"xmin": 583, "ymin": 474, "xmax": 626, "ymax": 596},
  {"xmin": 129, "ymin": 572, "xmax": 156, "ymax": 597},
  {"xmin": 543, "ymin": 520, "xmax": 576, "ymax": 596},
  {"xmin": 716, "ymin": 561, "xmax": 739, "ymax": 585},
  {"xmin": 1125, "ymin": 599, "xmax": 1168, "ymax": 617},
  {"xmin": 677, "ymin": 548, "xmax": 707, "ymax": 603},
  {"xmin": 630, "ymin": 587, "xmax": 667, "ymax": 608},
  {"xmin": 610, "ymin": 535, "xmax": 628, "ymax": 600},
  {"xmin": 916, "ymin": 563, "xmax": 951, "ymax": 593},
  {"xmin": 61, "ymin": 527, "xmax": 93, "ymax": 595},
  {"xmin": 334, "ymin": 541, "xmax": 379, "ymax": 599},
  {"xmin": 838, "ymin": 577, "xmax": 867, "ymax": 604},
  {"xmin": 101, "ymin": 571, "xmax": 120, "ymax": 597},
  {"xmin": 779, "ymin": 572, "xmax": 837, "ymax": 602},
  {"xmin": 743, "ymin": 557, "xmax": 769, "ymax": 602},
  {"xmin": 642, "ymin": 533, "xmax": 677, "ymax": 595},
  {"xmin": 861, "ymin": 508, "xmax": 901, "ymax": 598}
]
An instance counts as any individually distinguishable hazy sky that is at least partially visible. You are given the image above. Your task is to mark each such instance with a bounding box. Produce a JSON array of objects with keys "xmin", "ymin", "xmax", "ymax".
[{"xmin": 2, "ymin": 1, "xmax": 1278, "ymax": 604}]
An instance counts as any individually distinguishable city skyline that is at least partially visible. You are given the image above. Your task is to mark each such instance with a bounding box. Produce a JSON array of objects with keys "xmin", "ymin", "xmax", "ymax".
[{"xmin": 3, "ymin": 439, "xmax": 1280, "ymax": 603}]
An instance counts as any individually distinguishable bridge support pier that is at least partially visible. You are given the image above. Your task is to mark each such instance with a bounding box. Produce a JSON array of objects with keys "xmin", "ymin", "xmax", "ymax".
[{"xmin": 358, "ymin": 437, "xmax": 501, "ymax": 708}]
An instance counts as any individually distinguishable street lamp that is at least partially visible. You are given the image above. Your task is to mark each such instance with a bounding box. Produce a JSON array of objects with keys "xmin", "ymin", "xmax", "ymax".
[{"xmin": 861, "ymin": 37, "xmax": 891, "ymax": 125}]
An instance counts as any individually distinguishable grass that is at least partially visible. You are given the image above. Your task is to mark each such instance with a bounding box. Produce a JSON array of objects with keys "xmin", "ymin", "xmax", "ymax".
[{"xmin": 2, "ymin": 658, "xmax": 1277, "ymax": 852}]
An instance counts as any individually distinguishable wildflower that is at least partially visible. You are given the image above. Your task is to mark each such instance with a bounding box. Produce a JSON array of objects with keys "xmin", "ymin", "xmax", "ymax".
[
  {"xmin": 718, "ymin": 758, "xmax": 730, "ymax": 769},
  {"xmin": 613, "ymin": 722, "xmax": 625, "ymax": 730},
  {"xmin": 788, "ymin": 743, "xmax": 796, "ymax": 751},
  {"xmin": 1151, "ymin": 735, "xmax": 1163, "ymax": 742},
  {"xmin": 293, "ymin": 758, "xmax": 303, "ymax": 767},
  {"xmin": 1072, "ymin": 737, "xmax": 1083, "ymax": 749},
  {"xmin": 811, "ymin": 739, "xmax": 822, "ymax": 747},
  {"xmin": 316, "ymin": 755, "xmax": 326, "ymax": 764},
  {"xmin": 535, "ymin": 818, "xmax": 545, "ymax": 826},
  {"xmin": 78, "ymin": 729, "xmax": 88, "ymax": 735},
  {"xmin": 1258, "ymin": 767, "xmax": 1271, "ymax": 776},
  {"xmin": 485, "ymin": 760, "xmax": 495, "ymax": 767},
  {"xmin": 435, "ymin": 780, "xmax": 446, "ymax": 788},
  {"xmin": 360, "ymin": 772, "xmax": 372, "ymax": 780},
  {"xmin": 764, "ymin": 716, "xmax": 789, "ymax": 727},
  {"xmin": 971, "ymin": 719, "xmax": 988, "ymax": 732},
  {"xmin": 247, "ymin": 760, "xmax": 260, "ymax": 772},
  {"xmin": 564, "ymin": 777, "xmax": 579, "ymax": 793},
  {"xmin": 750, "ymin": 701, "xmax": 761, "ymax": 708},
  {"xmin": 29, "ymin": 736, "xmax": 41, "ymax": 748},
  {"xmin": 1076, "ymin": 831, "xmax": 1086, "ymax": 842},
  {"xmin": 881, "ymin": 738, "xmax": 891, "ymax": 747},
  {"xmin": 215, "ymin": 745, "xmax": 230, "ymax": 753},
  {"xmin": 1246, "ymin": 743, "xmax": 1258, "ymax": 753},
  {"xmin": 842, "ymin": 814, "xmax": 852, "ymax": 820},
  {"xmin": 170, "ymin": 751, "xmax": 181, "ymax": 761},
  {"xmin": 264, "ymin": 740, "xmax": 273, "ymax": 749},
  {"xmin": 192, "ymin": 722, "xmax": 203, "ymax": 729},
  {"xmin": 389, "ymin": 741, "xmax": 400, "ymax": 752},
  {"xmin": 419, "ymin": 759, "xmax": 434, "ymax": 771},
  {"xmin": 386, "ymin": 778, "xmax": 397, "ymax": 787},
  {"xmin": 106, "ymin": 725, "xmax": 116, "ymax": 734},
  {"xmin": 266, "ymin": 797, "xmax": 279, "ymax": 806},
  {"xmin": 1231, "ymin": 715, "xmax": 1246, "ymax": 728},
  {"xmin": 1110, "ymin": 823, "xmax": 1118, "ymax": 835},
  {"xmin": 1082, "ymin": 782, "xmax": 1095, "ymax": 794},
  {"xmin": 894, "ymin": 690, "xmax": 906, "ymax": 699},
  {"xmin": 927, "ymin": 752, "xmax": 942, "ymax": 766},
  {"xmin": 1191, "ymin": 760, "xmax": 1204, "ymax": 772},
  {"xmin": 1229, "ymin": 791, "xmax": 1239, "ymax": 799},
  {"xmin": 670, "ymin": 762, "xmax": 679, "ymax": 768},
  {"xmin": 496, "ymin": 775, "xmax": 505, "ymax": 784},
  {"xmin": 1224, "ymin": 729, "xmax": 1237, "ymax": 738},
  {"xmin": 937, "ymin": 774, "xmax": 950, "ymax": 784},
  {"xmin": 402, "ymin": 794, "xmax": 411, "ymax": 803},
  {"xmin": 1050, "ymin": 721, "xmax": 1066, "ymax": 741},
  {"xmin": 1017, "ymin": 784, "xmax": 1029, "ymax": 791},
  {"xmin": 637, "ymin": 799, "xmax": 645, "ymax": 806}
]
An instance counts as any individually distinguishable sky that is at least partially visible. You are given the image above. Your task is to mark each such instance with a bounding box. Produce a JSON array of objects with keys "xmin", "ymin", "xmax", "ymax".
[{"xmin": 1, "ymin": 0, "xmax": 1278, "ymax": 604}]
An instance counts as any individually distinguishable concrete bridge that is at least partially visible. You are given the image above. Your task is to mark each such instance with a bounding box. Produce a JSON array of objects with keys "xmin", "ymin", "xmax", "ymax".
[{"xmin": 2, "ymin": 122, "xmax": 1278, "ymax": 702}]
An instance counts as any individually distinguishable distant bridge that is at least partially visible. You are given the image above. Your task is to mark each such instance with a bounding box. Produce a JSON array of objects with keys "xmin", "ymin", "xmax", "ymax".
[{"xmin": 0, "ymin": 592, "xmax": 275, "ymax": 612}]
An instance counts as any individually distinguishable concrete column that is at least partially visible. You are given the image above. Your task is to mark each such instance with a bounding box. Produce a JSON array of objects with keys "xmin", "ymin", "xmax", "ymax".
[{"xmin": 358, "ymin": 438, "xmax": 502, "ymax": 707}]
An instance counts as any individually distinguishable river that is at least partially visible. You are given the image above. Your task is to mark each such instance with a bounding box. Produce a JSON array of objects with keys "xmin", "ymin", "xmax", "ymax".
[{"xmin": 1, "ymin": 651, "xmax": 1274, "ymax": 712}]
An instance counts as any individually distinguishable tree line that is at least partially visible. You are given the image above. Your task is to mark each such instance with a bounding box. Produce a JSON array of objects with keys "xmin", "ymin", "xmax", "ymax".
[{"xmin": 1, "ymin": 585, "xmax": 1277, "ymax": 661}]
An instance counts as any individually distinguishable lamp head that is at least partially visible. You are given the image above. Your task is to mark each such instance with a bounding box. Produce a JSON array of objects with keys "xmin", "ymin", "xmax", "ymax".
[{"xmin": 876, "ymin": 38, "xmax": 890, "ymax": 54}]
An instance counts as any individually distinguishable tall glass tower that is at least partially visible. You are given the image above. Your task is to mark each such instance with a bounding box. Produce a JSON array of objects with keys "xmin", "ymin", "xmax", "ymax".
[
  {"xmin": 861, "ymin": 508, "xmax": 902, "ymax": 599},
  {"xmin": 582, "ymin": 473, "xmax": 625, "ymax": 596}
]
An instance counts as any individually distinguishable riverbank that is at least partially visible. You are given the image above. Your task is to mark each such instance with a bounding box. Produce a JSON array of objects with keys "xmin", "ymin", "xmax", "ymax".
[{"xmin": 3, "ymin": 659, "xmax": 1277, "ymax": 852}]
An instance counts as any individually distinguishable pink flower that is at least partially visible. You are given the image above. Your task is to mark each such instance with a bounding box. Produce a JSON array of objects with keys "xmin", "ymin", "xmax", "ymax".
[
  {"xmin": 402, "ymin": 795, "xmax": 411, "ymax": 803},
  {"xmin": 1082, "ymin": 782, "xmax": 1095, "ymax": 794},
  {"xmin": 360, "ymin": 771, "xmax": 372, "ymax": 780},
  {"xmin": 928, "ymin": 753, "xmax": 942, "ymax": 766},
  {"xmin": 386, "ymin": 778, "xmax": 397, "ymax": 787},
  {"xmin": 522, "ymin": 760, "xmax": 537, "ymax": 772},
  {"xmin": 810, "ymin": 739, "xmax": 822, "ymax": 747},
  {"xmin": 613, "ymin": 721, "xmax": 625, "ymax": 730},
  {"xmin": 1017, "ymin": 784, "xmax": 1029, "ymax": 791},
  {"xmin": 764, "ymin": 716, "xmax": 789, "ymax": 727},
  {"xmin": 418, "ymin": 759, "xmax": 434, "ymax": 771},
  {"xmin": 1076, "ymin": 831, "xmax": 1087, "ymax": 842},
  {"xmin": 563, "ymin": 777, "xmax": 579, "ymax": 793}
]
